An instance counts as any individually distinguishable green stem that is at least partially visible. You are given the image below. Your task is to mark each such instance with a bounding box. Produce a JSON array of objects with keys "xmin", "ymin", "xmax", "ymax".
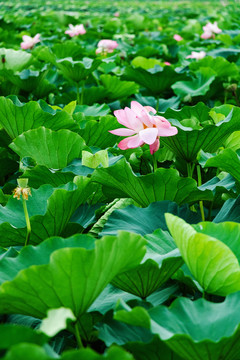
[
  {"xmin": 197, "ymin": 165, "xmax": 205, "ymax": 222},
  {"xmin": 156, "ymin": 98, "xmax": 159, "ymax": 112},
  {"xmin": 186, "ymin": 162, "xmax": 192, "ymax": 178},
  {"xmin": 76, "ymin": 82, "xmax": 80, "ymax": 105},
  {"xmin": 224, "ymin": 91, "xmax": 228, "ymax": 104},
  {"xmin": 22, "ymin": 198, "xmax": 31, "ymax": 247},
  {"xmin": 75, "ymin": 322, "xmax": 83, "ymax": 349},
  {"xmin": 152, "ymin": 153, "xmax": 158, "ymax": 173}
]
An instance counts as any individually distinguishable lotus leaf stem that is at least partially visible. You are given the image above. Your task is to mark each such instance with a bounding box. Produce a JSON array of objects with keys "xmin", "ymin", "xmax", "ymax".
[
  {"xmin": 74, "ymin": 322, "xmax": 83, "ymax": 349},
  {"xmin": 23, "ymin": 198, "xmax": 31, "ymax": 247}
]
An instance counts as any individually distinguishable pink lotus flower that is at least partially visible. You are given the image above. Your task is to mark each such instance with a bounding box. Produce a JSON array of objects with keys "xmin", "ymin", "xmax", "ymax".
[
  {"xmin": 186, "ymin": 51, "xmax": 206, "ymax": 60},
  {"xmin": 65, "ymin": 24, "xmax": 86, "ymax": 37},
  {"xmin": 201, "ymin": 21, "xmax": 222, "ymax": 39},
  {"xmin": 114, "ymin": 12, "xmax": 120, "ymax": 17},
  {"xmin": 96, "ymin": 39, "xmax": 119, "ymax": 54},
  {"xmin": 173, "ymin": 34, "xmax": 183, "ymax": 41},
  {"xmin": 109, "ymin": 101, "xmax": 178, "ymax": 154},
  {"xmin": 20, "ymin": 34, "xmax": 40, "ymax": 50},
  {"xmin": 164, "ymin": 61, "xmax": 171, "ymax": 66}
]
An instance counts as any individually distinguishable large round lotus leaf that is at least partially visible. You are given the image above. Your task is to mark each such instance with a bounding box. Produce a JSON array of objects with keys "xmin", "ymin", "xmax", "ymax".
[
  {"xmin": 0, "ymin": 97, "xmax": 77, "ymax": 139},
  {"xmin": 56, "ymin": 57, "xmax": 101, "ymax": 83},
  {"xmin": 148, "ymin": 293, "xmax": 240, "ymax": 360},
  {"xmin": 9, "ymin": 127, "xmax": 87, "ymax": 169},
  {"xmin": 111, "ymin": 230, "xmax": 183, "ymax": 299},
  {"xmin": 101, "ymin": 201, "xmax": 201, "ymax": 236},
  {"xmin": 165, "ymin": 214, "xmax": 240, "ymax": 296},
  {"xmin": 193, "ymin": 221, "xmax": 240, "ymax": 261},
  {"xmin": 115, "ymin": 293, "xmax": 240, "ymax": 360},
  {"xmin": 92, "ymin": 158, "xmax": 212, "ymax": 207},
  {"xmin": 0, "ymin": 178, "xmax": 94, "ymax": 246},
  {"xmin": 161, "ymin": 104, "xmax": 240, "ymax": 161},
  {"xmin": 0, "ymin": 231, "xmax": 146, "ymax": 319}
]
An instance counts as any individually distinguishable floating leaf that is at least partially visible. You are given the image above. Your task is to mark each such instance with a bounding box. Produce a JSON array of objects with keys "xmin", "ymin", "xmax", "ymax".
[{"xmin": 10, "ymin": 127, "xmax": 87, "ymax": 169}]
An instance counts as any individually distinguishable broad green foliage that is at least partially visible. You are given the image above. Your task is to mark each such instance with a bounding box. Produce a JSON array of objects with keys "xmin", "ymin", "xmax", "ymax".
[
  {"xmin": 0, "ymin": 231, "xmax": 146, "ymax": 318},
  {"xmin": 10, "ymin": 127, "xmax": 87, "ymax": 169},
  {"xmin": 92, "ymin": 158, "xmax": 212, "ymax": 206},
  {"xmin": 0, "ymin": 97, "xmax": 77, "ymax": 139},
  {"xmin": 2, "ymin": 0, "xmax": 240, "ymax": 358},
  {"xmin": 166, "ymin": 214, "xmax": 240, "ymax": 296},
  {"xmin": 162, "ymin": 104, "xmax": 240, "ymax": 161},
  {"xmin": 114, "ymin": 294, "xmax": 240, "ymax": 360}
]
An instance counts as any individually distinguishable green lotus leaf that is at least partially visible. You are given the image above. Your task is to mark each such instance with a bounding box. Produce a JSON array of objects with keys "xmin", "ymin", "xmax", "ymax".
[
  {"xmin": 100, "ymin": 74, "xmax": 139, "ymax": 101},
  {"xmin": 162, "ymin": 103, "xmax": 240, "ymax": 161},
  {"xmin": 0, "ymin": 324, "xmax": 47, "ymax": 349},
  {"xmin": 124, "ymin": 335, "xmax": 182, "ymax": 360},
  {"xmin": 0, "ymin": 178, "xmax": 94, "ymax": 246},
  {"xmin": 56, "ymin": 57, "xmax": 101, "ymax": 83},
  {"xmin": 213, "ymin": 195, "xmax": 240, "ymax": 223},
  {"xmin": 224, "ymin": 130, "xmax": 240, "ymax": 151},
  {"xmin": 0, "ymin": 48, "xmax": 32, "ymax": 71},
  {"xmin": 131, "ymin": 56, "xmax": 162, "ymax": 70},
  {"xmin": 61, "ymin": 346, "xmax": 135, "ymax": 360},
  {"xmin": 82, "ymin": 150, "xmax": 108, "ymax": 169},
  {"xmin": 3, "ymin": 68, "xmax": 49, "ymax": 93},
  {"xmin": 0, "ymin": 234, "xmax": 96, "ymax": 284},
  {"xmin": 165, "ymin": 214, "xmax": 240, "ymax": 295},
  {"xmin": 75, "ymin": 103, "xmax": 110, "ymax": 117},
  {"xmin": 111, "ymin": 230, "xmax": 183, "ymax": 298},
  {"xmin": 0, "ymin": 231, "xmax": 146, "ymax": 318},
  {"xmin": 115, "ymin": 293, "xmax": 240, "ymax": 360},
  {"xmin": 172, "ymin": 68, "xmax": 216, "ymax": 98},
  {"xmin": 10, "ymin": 127, "xmax": 87, "ymax": 169},
  {"xmin": 124, "ymin": 65, "xmax": 188, "ymax": 95},
  {"xmin": 92, "ymin": 158, "xmax": 212, "ymax": 207},
  {"xmin": 204, "ymin": 148, "xmax": 240, "ymax": 182},
  {"xmin": 0, "ymin": 97, "xmax": 77, "ymax": 139},
  {"xmin": 207, "ymin": 47, "xmax": 240, "ymax": 58},
  {"xmin": 111, "ymin": 253, "xmax": 182, "ymax": 299},
  {"xmin": 22, "ymin": 165, "xmax": 74, "ymax": 188},
  {"xmin": 101, "ymin": 201, "xmax": 201, "ymax": 236},
  {"xmin": 189, "ymin": 56, "xmax": 239, "ymax": 78},
  {"xmin": 79, "ymin": 115, "xmax": 122, "ymax": 148},
  {"xmin": 1, "ymin": 344, "xmax": 52, "ymax": 360}
]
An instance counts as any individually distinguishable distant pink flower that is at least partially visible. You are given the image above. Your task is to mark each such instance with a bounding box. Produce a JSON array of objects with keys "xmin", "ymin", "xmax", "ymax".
[
  {"xmin": 114, "ymin": 12, "xmax": 120, "ymax": 17},
  {"xmin": 109, "ymin": 101, "xmax": 178, "ymax": 154},
  {"xmin": 65, "ymin": 24, "xmax": 86, "ymax": 37},
  {"xmin": 20, "ymin": 34, "xmax": 40, "ymax": 50},
  {"xmin": 201, "ymin": 21, "xmax": 221, "ymax": 39},
  {"xmin": 173, "ymin": 34, "xmax": 183, "ymax": 41},
  {"xmin": 164, "ymin": 62, "xmax": 171, "ymax": 66},
  {"xmin": 96, "ymin": 39, "xmax": 118, "ymax": 54},
  {"xmin": 186, "ymin": 51, "xmax": 206, "ymax": 60}
]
